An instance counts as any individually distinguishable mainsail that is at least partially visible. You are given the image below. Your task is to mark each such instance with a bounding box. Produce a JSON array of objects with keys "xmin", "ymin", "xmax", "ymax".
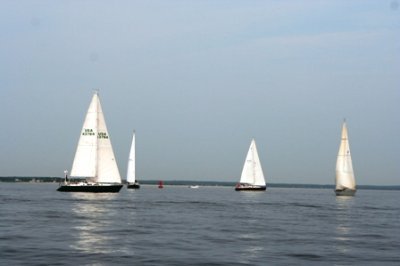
[
  {"xmin": 70, "ymin": 92, "xmax": 121, "ymax": 184},
  {"xmin": 335, "ymin": 121, "xmax": 356, "ymax": 190},
  {"xmin": 126, "ymin": 131, "xmax": 136, "ymax": 184},
  {"xmin": 239, "ymin": 139, "xmax": 266, "ymax": 186}
]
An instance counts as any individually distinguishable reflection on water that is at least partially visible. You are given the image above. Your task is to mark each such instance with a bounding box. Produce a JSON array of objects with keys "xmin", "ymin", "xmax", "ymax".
[
  {"xmin": 237, "ymin": 193, "xmax": 266, "ymax": 264},
  {"xmin": 2, "ymin": 185, "xmax": 399, "ymax": 265},
  {"xmin": 69, "ymin": 193, "xmax": 120, "ymax": 254},
  {"xmin": 240, "ymin": 233, "xmax": 265, "ymax": 263},
  {"xmin": 334, "ymin": 196, "xmax": 355, "ymax": 254}
]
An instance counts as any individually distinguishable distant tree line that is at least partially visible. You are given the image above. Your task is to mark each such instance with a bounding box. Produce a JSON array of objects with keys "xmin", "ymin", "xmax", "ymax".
[{"xmin": 0, "ymin": 177, "xmax": 398, "ymax": 190}]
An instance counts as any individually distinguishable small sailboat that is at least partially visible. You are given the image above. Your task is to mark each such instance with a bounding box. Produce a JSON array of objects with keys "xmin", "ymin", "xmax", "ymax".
[
  {"xmin": 158, "ymin": 180, "xmax": 164, "ymax": 189},
  {"xmin": 335, "ymin": 120, "xmax": 356, "ymax": 196},
  {"xmin": 126, "ymin": 131, "xmax": 140, "ymax": 189},
  {"xmin": 235, "ymin": 139, "xmax": 267, "ymax": 191},
  {"xmin": 57, "ymin": 92, "xmax": 123, "ymax": 193}
]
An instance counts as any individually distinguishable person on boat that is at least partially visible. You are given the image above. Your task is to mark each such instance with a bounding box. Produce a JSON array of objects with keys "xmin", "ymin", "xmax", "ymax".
[{"xmin": 64, "ymin": 170, "xmax": 69, "ymax": 183}]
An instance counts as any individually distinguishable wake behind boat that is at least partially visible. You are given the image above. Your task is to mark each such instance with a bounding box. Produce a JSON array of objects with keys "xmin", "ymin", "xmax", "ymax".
[
  {"xmin": 235, "ymin": 139, "xmax": 266, "ymax": 191},
  {"xmin": 335, "ymin": 120, "xmax": 356, "ymax": 196},
  {"xmin": 57, "ymin": 92, "xmax": 123, "ymax": 193}
]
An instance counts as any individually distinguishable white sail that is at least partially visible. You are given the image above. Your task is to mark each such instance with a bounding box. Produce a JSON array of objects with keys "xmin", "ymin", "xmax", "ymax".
[
  {"xmin": 70, "ymin": 92, "xmax": 121, "ymax": 184},
  {"xmin": 239, "ymin": 139, "xmax": 266, "ymax": 186},
  {"xmin": 335, "ymin": 121, "xmax": 356, "ymax": 190},
  {"xmin": 126, "ymin": 131, "xmax": 136, "ymax": 183}
]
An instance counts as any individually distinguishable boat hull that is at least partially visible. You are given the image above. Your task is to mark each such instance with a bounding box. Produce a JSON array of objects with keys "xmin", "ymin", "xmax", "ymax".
[
  {"xmin": 335, "ymin": 188, "xmax": 356, "ymax": 196},
  {"xmin": 235, "ymin": 183, "xmax": 266, "ymax": 191},
  {"xmin": 57, "ymin": 183, "xmax": 123, "ymax": 193},
  {"xmin": 127, "ymin": 183, "xmax": 140, "ymax": 189}
]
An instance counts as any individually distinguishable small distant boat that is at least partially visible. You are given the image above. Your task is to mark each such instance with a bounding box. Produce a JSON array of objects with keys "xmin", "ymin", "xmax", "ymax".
[
  {"xmin": 57, "ymin": 92, "xmax": 123, "ymax": 193},
  {"xmin": 158, "ymin": 180, "xmax": 164, "ymax": 189},
  {"xmin": 335, "ymin": 120, "xmax": 356, "ymax": 196},
  {"xmin": 126, "ymin": 131, "xmax": 140, "ymax": 189},
  {"xmin": 235, "ymin": 139, "xmax": 267, "ymax": 191},
  {"xmin": 189, "ymin": 185, "xmax": 199, "ymax": 189}
]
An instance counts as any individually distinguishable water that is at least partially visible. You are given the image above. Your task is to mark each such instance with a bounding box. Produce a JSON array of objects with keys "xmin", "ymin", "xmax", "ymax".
[{"xmin": 1, "ymin": 183, "xmax": 399, "ymax": 265}]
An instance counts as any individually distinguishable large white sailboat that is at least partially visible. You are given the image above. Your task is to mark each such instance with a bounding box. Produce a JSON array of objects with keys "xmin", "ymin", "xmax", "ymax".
[
  {"xmin": 235, "ymin": 139, "xmax": 267, "ymax": 191},
  {"xmin": 58, "ymin": 92, "xmax": 123, "ymax": 193},
  {"xmin": 335, "ymin": 120, "xmax": 356, "ymax": 196},
  {"xmin": 126, "ymin": 131, "xmax": 140, "ymax": 189}
]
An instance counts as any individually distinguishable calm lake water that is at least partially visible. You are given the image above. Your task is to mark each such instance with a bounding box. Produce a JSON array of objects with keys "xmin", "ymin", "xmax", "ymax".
[{"xmin": 1, "ymin": 183, "xmax": 399, "ymax": 265}]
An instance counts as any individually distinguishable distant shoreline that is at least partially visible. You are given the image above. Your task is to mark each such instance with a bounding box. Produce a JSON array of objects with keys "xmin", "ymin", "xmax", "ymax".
[{"xmin": 0, "ymin": 176, "xmax": 399, "ymax": 190}]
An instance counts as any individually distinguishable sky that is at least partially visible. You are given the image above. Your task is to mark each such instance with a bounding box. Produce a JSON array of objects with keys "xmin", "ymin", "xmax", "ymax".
[{"xmin": 0, "ymin": 0, "xmax": 399, "ymax": 185}]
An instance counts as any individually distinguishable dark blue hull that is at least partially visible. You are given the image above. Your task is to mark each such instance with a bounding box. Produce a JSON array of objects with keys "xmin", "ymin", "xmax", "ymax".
[
  {"xmin": 127, "ymin": 183, "xmax": 140, "ymax": 189},
  {"xmin": 335, "ymin": 188, "xmax": 356, "ymax": 196},
  {"xmin": 57, "ymin": 183, "xmax": 123, "ymax": 193},
  {"xmin": 235, "ymin": 184, "xmax": 266, "ymax": 191}
]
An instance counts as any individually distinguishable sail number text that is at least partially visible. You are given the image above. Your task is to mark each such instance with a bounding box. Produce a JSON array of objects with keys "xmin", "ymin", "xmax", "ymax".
[
  {"xmin": 82, "ymin": 129, "xmax": 95, "ymax": 136},
  {"xmin": 98, "ymin": 132, "xmax": 109, "ymax": 139},
  {"xmin": 82, "ymin": 129, "xmax": 109, "ymax": 139}
]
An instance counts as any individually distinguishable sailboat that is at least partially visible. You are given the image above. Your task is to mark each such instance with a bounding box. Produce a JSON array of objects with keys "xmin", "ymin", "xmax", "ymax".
[
  {"xmin": 335, "ymin": 120, "xmax": 356, "ymax": 196},
  {"xmin": 126, "ymin": 131, "xmax": 140, "ymax": 189},
  {"xmin": 235, "ymin": 139, "xmax": 267, "ymax": 191},
  {"xmin": 57, "ymin": 92, "xmax": 123, "ymax": 193}
]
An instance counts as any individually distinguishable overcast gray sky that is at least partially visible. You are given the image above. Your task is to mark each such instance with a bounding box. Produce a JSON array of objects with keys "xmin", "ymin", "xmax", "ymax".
[{"xmin": 1, "ymin": 1, "xmax": 399, "ymax": 185}]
